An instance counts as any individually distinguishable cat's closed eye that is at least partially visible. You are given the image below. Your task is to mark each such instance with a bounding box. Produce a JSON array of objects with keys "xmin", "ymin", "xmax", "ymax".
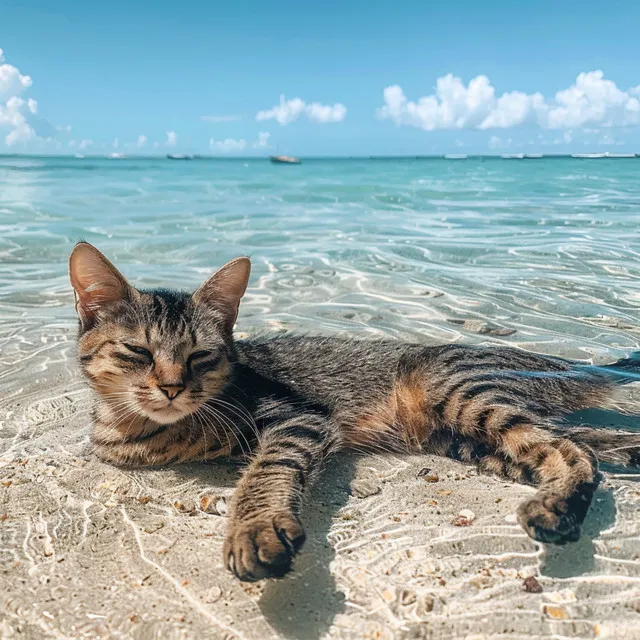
[
  {"xmin": 189, "ymin": 350, "xmax": 214, "ymax": 361},
  {"xmin": 123, "ymin": 343, "xmax": 153, "ymax": 360},
  {"xmin": 188, "ymin": 349, "xmax": 223, "ymax": 370}
]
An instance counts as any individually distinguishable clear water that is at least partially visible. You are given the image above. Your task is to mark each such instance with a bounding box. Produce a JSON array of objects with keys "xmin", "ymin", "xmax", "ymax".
[
  {"xmin": 2, "ymin": 157, "xmax": 640, "ymax": 640},
  {"xmin": 1, "ymin": 155, "xmax": 639, "ymax": 364}
]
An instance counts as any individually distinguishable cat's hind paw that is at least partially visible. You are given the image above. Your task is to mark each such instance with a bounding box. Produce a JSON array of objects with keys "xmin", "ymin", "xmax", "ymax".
[
  {"xmin": 223, "ymin": 513, "xmax": 306, "ymax": 581},
  {"xmin": 517, "ymin": 494, "xmax": 582, "ymax": 545}
]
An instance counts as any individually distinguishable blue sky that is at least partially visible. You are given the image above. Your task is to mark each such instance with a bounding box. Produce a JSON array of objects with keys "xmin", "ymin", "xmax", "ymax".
[{"xmin": 2, "ymin": 0, "xmax": 640, "ymax": 155}]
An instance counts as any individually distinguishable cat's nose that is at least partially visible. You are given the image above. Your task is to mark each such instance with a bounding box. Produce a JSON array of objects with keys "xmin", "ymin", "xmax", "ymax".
[{"xmin": 159, "ymin": 384, "xmax": 185, "ymax": 400}]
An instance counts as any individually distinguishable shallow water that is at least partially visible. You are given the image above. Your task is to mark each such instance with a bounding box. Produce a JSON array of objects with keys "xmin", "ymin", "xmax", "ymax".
[
  {"xmin": 1, "ymin": 155, "xmax": 639, "ymax": 362},
  {"xmin": 1, "ymin": 156, "xmax": 640, "ymax": 639}
]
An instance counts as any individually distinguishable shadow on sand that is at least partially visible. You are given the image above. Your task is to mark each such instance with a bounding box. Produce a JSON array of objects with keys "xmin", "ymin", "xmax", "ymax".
[
  {"xmin": 171, "ymin": 454, "xmax": 356, "ymax": 640},
  {"xmin": 258, "ymin": 454, "xmax": 356, "ymax": 640},
  {"xmin": 541, "ymin": 406, "xmax": 639, "ymax": 578}
]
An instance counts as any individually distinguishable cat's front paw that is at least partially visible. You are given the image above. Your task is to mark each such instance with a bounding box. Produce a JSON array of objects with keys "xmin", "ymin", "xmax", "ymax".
[
  {"xmin": 517, "ymin": 494, "xmax": 581, "ymax": 544},
  {"xmin": 223, "ymin": 513, "xmax": 306, "ymax": 581}
]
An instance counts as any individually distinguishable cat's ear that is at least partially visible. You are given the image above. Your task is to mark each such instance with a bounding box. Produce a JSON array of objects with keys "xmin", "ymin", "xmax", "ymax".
[
  {"xmin": 69, "ymin": 242, "xmax": 133, "ymax": 328},
  {"xmin": 193, "ymin": 257, "xmax": 251, "ymax": 332}
]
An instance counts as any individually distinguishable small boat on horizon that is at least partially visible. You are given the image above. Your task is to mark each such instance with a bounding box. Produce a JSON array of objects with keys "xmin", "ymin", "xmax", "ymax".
[
  {"xmin": 108, "ymin": 152, "xmax": 126, "ymax": 159},
  {"xmin": 525, "ymin": 154, "xmax": 543, "ymax": 159},
  {"xmin": 571, "ymin": 153, "xmax": 606, "ymax": 159},
  {"xmin": 270, "ymin": 155, "xmax": 301, "ymax": 164},
  {"xmin": 604, "ymin": 153, "xmax": 636, "ymax": 158},
  {"xmin": 501, "ymin": 153, "xmax": 525, "ymax": 159},
  {"xmin": 167, "ymin": 153, "xmax": 193, "ymax": 160},
  {"xmin": 443, "ymin": 154, "xmax": 467, "ymax": 159}
]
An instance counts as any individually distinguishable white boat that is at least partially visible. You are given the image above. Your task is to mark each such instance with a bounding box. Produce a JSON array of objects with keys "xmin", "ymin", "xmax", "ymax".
[
  {"xmin": 74, "ymin": 153, "xmax": 85, "ymax": 159},
  {"xmin": 525, "ymin": 154, "xmax": 543, "ymax": 159},
  {"xmin": 501, "ymin": 153, "xmax": 525, "ymax": 159},
  {"xmin": 604, "ymin": 153, "xmax": 636, "ymax": 158},
  {"xmin": 443, "ymin": 154, "xmax": 467, "ymax": 159},
  {"xmin": 270, "ymin": 155, "xmax": 301, "ymax": 164},
  {"xmin": 108, "ymin": 152, "xmax": 126, "ymax": 159},
  {"xmin": 571, "ymin": 153, "xmax": 606, "ymax": 159},
  {"xmin": 167, "ymin": 153, "xmax": 193, "ymax": 160}
]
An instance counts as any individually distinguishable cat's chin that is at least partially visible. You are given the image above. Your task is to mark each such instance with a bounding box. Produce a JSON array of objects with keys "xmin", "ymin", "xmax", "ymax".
[{"xmin": 141, "ymin": 405, "xmax": 191, "ymax": 425}]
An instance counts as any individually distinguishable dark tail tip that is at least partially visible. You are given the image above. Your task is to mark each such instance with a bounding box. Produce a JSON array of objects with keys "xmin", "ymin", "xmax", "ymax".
[{"xmin": 601, "ymin": 351, "xmax": 640, "ymax": 384}]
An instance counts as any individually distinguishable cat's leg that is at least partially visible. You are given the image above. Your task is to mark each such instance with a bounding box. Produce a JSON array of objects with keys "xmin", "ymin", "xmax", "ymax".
[
  {"xmin": 440, "ymin": 405, "xmax": 600, "ymax": 544},
  {"xmin": 223, "ymin": 406, "xmax": 336, "ymax": 581}
]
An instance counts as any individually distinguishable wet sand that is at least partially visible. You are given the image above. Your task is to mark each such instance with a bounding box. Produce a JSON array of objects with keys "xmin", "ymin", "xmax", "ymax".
[{"xmin": 1, "ymin": 324, "xmax": 640, "ymax": 640}]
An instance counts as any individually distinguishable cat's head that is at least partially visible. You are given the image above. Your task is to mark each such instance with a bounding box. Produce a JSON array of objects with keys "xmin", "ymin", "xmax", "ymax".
[{"xmin": 69, "ymin": 242, "xmax": 250, "ymax": 425}]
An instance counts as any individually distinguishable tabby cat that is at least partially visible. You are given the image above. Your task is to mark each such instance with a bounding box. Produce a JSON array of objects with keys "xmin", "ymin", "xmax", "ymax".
[{"xmin": 69, "ymin": 242, "xmax": 640, "ymax": 582}]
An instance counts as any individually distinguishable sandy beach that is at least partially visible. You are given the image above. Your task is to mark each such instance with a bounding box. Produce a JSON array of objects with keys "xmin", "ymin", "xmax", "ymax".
[{"xmin": 2, "ymin": 316, "xmax": 639, "ymax": 640}]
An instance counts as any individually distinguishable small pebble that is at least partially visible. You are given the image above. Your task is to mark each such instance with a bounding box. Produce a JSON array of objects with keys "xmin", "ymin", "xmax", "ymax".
[
  {"xmin": 523, "ymin": 576, "xmax": 543, "ymax": 593},
  {"xmin": 451, "ymin": 510, "xmax": 475, "ymax": 527},
  {"xmin": 418, "ymin": 468, "xmax": 439, "ymax": 483},
  {"xmin": 543, "ymin": 604, "xmax": 570, "ymax": 620},
  {"xmin": 200, "ymin": 495, "xmax": 228, "ymax": 516},
  {"xmin": 173, "ymin": 499, "xmax": 197, "ymax": 514},
  {"xmin": 205, "ymin": 586, "xmax": 223, "ymax": 603},
  {"xmin": 447, "ymin": 318, "xmax": 516, "ymax": 336}
]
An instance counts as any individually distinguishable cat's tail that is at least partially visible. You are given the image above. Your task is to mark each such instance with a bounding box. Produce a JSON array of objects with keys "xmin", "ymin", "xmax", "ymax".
[
  {"xmin": 582, "ymin": 350, "xmax": 640, "ymax": 415},
  {"xmin": 563, "ymin": 427, "xmax": 640, "ymax": 468},
  {"xmin": 599, "ymin": 350, "xmax": 640, "ymax": 381}
]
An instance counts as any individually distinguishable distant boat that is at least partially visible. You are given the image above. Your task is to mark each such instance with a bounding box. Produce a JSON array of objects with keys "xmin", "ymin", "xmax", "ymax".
[
  {"xmin": 74, "ymin": 153, "xmax": 85, "ymax": 159},
  {"xmin": 167, "ymin": 153, "xmax": 193, "ymax": 160},
  {"xmin": 571, "ymin": 153, "xmax": 606, "ymax": 159},
  {"xmin": 525, "ymin": 154, "xmax": 543, "ymax": 159},
  {"xmin": 270, "ymin": 155, "xmax": 301, "ymax": 164},
  {"xmin": 604, "ymin": 153, "xmax": 636, "ymax": 159},
  {"xmin": 501, "ymin": 153, "xmax": 525, "ymax": 159},
  {"xmin": 443, "ymin": 154, "xmax": 467, "ymax": 159},
  {"xmin": 108, "ymin": 152, "xmax": 126, "ymax": 159}
]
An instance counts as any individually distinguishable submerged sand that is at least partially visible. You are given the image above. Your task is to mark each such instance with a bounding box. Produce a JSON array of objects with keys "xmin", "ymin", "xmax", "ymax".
[{"xmin": 1, "ymin": 324, "xmax": 640, "ymax": 640}]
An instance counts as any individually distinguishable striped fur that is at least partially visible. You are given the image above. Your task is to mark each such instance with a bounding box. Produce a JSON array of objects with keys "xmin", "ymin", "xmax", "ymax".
[{"xmin": 70, "ymin": 243, "xmax": 640, "ymax": 581}]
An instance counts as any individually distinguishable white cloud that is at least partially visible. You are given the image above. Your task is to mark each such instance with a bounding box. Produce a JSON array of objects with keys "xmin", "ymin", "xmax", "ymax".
[
  {"xmin": 78, "ymin": 138, "xmax": 93, "ymax": 150},
  {"xmin": 0, "ymin": 49, "xmax": 38, "ymax": 145},
  {"xmin": 209, "ymin": 137, "xmax": 247, "ymax": 153},
  {"xmin": 209, "ymin": 131, "xmax": 271, "ymax": 153},
  {"xmin": 305, "ymin": 101, "xmax": 347, "ymax": 123},
  {"xmin": 256, "ymin": 95, "xmax": 347, "ymax": 125},
  {"xmin": 0, "ymin": 48, "xmax": 32, "ymax": 100},
  {"xmin": 165, "ymin": 130, "xmax": 177, "ymax": 146},
  {"xmin": 543, "ymin": 71, "xmax": 640, "ymax": 129},
  {"xmin": 378, "ymin": 71, "xmax": 640, "ymax": 132},
  {"xmin": 112, "ymin": 137, "xmax": 120, "ymax": 149},
  {"xmin": 254, "ymin": 131, "xmax": 271, "ymax": 148},
  {"xmin": 201, "ymin": 114, "xmax": 241, "ymax": 122},
  {"xmin": 0, "ymin": 96, "xmax": 36, "ymax": 145},
  {"xmin": 137, "ymin": 134, "xmax": 147, "ymax": 148}
]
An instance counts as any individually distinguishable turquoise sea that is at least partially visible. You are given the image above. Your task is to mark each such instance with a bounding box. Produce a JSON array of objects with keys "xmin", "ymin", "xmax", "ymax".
[
  {"xmin": 2, "ymin": 155, "xmax": 640, "ymax": 639},
  {"xmin": 1, "ymin": 155, "xmax": 639, "ymax": 369}
]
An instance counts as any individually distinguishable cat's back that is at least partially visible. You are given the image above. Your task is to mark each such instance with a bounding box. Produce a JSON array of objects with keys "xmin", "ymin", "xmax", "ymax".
[{"xmin": 234, "ymin": 334, "xmax": 420, "ymax": 407}]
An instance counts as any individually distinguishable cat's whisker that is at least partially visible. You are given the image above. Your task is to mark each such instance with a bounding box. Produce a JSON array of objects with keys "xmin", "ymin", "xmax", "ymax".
[
  {"xmin": 194, "ymin": 406, "xmax": 238, "ymax": 458},
  {"xmin": 198, "ymin": 403, "xmax": 252, "ymax": 457}
]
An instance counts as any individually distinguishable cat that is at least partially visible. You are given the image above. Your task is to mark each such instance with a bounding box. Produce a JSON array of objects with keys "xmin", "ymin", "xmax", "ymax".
[{"xmin": 69, "ymin": 241, "xmax": 640, "ymax": 582}]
